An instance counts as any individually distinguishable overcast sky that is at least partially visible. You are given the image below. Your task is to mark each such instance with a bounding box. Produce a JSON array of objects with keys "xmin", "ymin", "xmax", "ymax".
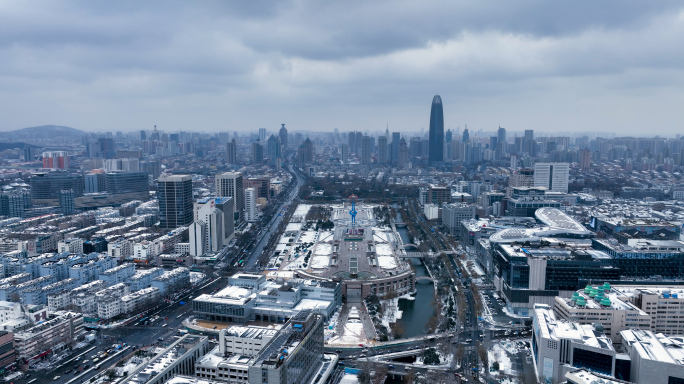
[{"xmin": 1, "ymin": 1, "xmax": 684, "ymax": 135}]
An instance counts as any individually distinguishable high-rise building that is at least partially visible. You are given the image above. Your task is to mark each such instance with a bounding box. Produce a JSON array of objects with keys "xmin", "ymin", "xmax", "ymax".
[
  {"xmin": 533, "ymin": 162, "xmax": 569, "ymax": 193},
  {"xmin": 191, "ymin": 197, "xmax": 235, "ymax": 255},
  {"xmin": 23, "ymin": 147, "xmax": 35, "ymax": 162},
  {"xmin": 524, "ymin": 129, "xmax": 535, "ymax": 155},
  {"xmin": 158, "ymin": 174, "xmax": 193, "ymax": 229},
  {"xmin": 355, "ymin": 132, "xmax": 363, "ymax": 154},
  {"xmin": 428, "ymin": 95, "xmax": 444, "ymax": 163},
  {"xmin": 0, "ymin": 191, "xmax": 31, "ymax": 218},
  {"xmin": 244, "ymin": 178, "xmax": 270, "ymax": 201},
  {"xmin": 580, "ymin": 148, "xmax": 591, "ymax": 170},
  {"xmin": 497, "ymin": 126, "xmax": 507, "ymax": 145},
  {"xmin": 42, "ymin": 151, "xmax": 69, "ymax": 169},
  {"xmin": 445, "ymin": 129, "xmax": 452, "ymax": 143},
  {"xmin": 391, "ymin": 132, "xmax": 401, "ymax": 163},
  {"xmin": 245, "ymin": 188, "xmax": 257, "ymax": 222},
  {"xmin": 103, "ymin": 158, "xmax": 139, "ymax": 172},
  {"xmin": 226, "ymin": 139, "xmax": 237, "ymax": 165},
  {"xmin": 216, "ymin": 172, "xmax": 244, "ymax": 223},
  {"xmin": 462, "ymin": 129, "xmax": 470, "ymax": 143},
  {"xmin": 297, "ymin": 138, "xmax": 314, "ymax": 164},
  {"xmin": 348, "ymin": 132, "xmax": 356, "ymax": 154},
  {"xmin": 279, "ymin": 124, "xmax": 288, "ymax": 150},
  {"xmin": 267, "ymin": 135, "xmax": 281, "ymax": 165},
  {"xmin": 258, "ymin": 128, "xmax": 267, "ymax": 142},
  {"xmin": 59, "ymin": 189, "xmax": 75, "ymax": 216},
  {"xmin": 397, "ymin": 138, "xmax": 408, "ymax": 169},
  {"xmin": 377, "ymin": 136, "xmax": 388, "ymax": 164},
  {"xmin": 252, "ymin": 140, "xmax": 263, "ymax": 163},
  {"xmin": 360, "ymin": 135, "xmax": 371, "ymax": 165},
  {"xmin": 340, "ymin": 144, "xmax": 349, "ymax": 163},
  {"xmin": 98, "ymin": 138, "xmax": 116, "ymax": 159}
]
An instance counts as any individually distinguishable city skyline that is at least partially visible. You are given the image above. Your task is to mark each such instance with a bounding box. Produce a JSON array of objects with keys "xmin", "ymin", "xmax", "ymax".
[{"xmin": 1, "ymin": 2, "xmax": 684, "ymax": 134}]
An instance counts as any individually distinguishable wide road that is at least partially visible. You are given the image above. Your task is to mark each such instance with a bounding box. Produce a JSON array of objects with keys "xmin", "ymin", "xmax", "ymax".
[
  {"xmin": 18, "ymin": 277, "xmax": 225, "ymax": 384},
  {"xmin": 245, "ymin": 163, "xmax": 304, "ymax": 269}
]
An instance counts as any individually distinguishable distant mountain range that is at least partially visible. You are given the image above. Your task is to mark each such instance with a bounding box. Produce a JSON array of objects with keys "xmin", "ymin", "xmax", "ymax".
[{"xmin": 0, "ymin": 125, "xmax": 86, "ymax": 139}]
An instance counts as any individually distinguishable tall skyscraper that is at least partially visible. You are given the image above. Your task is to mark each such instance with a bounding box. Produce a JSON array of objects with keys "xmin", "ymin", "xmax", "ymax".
[
  {"xmin": 377, "ymin": 136, "xmax": 388, "ymax": 164},
  {"xmin": 360, "ymin": 135, "xmax": 371, "ymax": 165},
  {"xmin": 445, "ymin": 129, "xmax": 452, "ymax": 143},
  {"xmin": 497, "ymin": 126, "xmax": 507, "ymax": 145},
  {"xmin": 267, "ymin": 134, "xmax": 281, "ymax": 165},
  {"xmin": 397, "ymin": 138, "xmax": 409, "ymax": 169},
  {"xmin": 279, "ymin": 124, "xmax": 288, "ymax": 150},
  {"xmin": 340, "ymin": 144, "xmax": 349, "ymax": 163},
  {"xmin": 348, "ymin": 132, "xmax": 356, "ymax": 154},
  {"xmin": 580, "ymin": 148, "xmax": 591, "ymax": 170},
  {"xmin": 252, "ymin": 140, "xmax": 263, "ymax": 163},
  {"xmin": 158, "ymin": 174, "xmax": 193, "ymax": 228},
  {"xmin": 524, "ymin": 129, "xmax": 535, "ymax": 155},
  {"xmin": 245, "ymin": 187, "xmax": 257, "ymax": 222},
  {"xmin": 226, "ymin": 139, "xmax": 237, "ymax": 164},
  {"xmin": 216, "ymin": 172, "xmax": 244, "ymax": 223},
  {"xmin": 428, "ymin": 95, "xmax": 444, "ymax": 163},
  {"xmin": 533, "ymin": 162, "xmax": 569, "ymax": 193},
  {"xmin": 258, "ymin": 128, "xmax": 267, "ymax": 142},
  {"xmin": 462, "ymin": 129, "xmax": 470, "ymax": 143},
  {"xmin": 391, "ymin": 132, "xmax": 401, "ymax": 163}
]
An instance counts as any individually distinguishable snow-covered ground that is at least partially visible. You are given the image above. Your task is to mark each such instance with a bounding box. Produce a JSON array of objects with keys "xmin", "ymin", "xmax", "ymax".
[
  {"xmin": 488, "ymin": 342, "xmax": 520, "ymax": 382},
  {"xmin": 294, "ymin": 204, "xmax": 312, "ymax": 218},
  {"xmin": 377, "ymin": 256, "xmax": 397, "ymax": 269},
  {"xmin": 315, "ymin": 243, "xmax": 332, "ymax": 255},
  {"xmin": 311, "ymin": 256, "xmax": 330, "ymax": 269},
  {"xmin": 375, "ymin": 243, "xmax": 393, "ymax": 256},
  {"xmin": 466, "ymin": 260, "xmax": 485, "ymax": 278},
  {"xmin": 286, "ymin": 223, "xmax": 303, "ymax": 231},
  {"xmin": 318, "ymin": 231, "xmax": 334, "ymax": 242},
  {"xmin": 339, "ymin": 374, "xmax": 360, "ymax": 384},
  {"xmin": 327, "ymin": 307, "xmax": 370, "ymax": 345},
  {"xmin": 298, "ymin": 231, "xmax": 318, "ymax": 243}
]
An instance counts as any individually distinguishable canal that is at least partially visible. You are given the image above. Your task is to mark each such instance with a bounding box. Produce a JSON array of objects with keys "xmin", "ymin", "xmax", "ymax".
[
  {"xmin": 393, "ymin": 205, "xmax": 436, "ymax": 338},
  {"xmin": 397, "ymin": 260, "xmax": 435, "ymax": 338}
]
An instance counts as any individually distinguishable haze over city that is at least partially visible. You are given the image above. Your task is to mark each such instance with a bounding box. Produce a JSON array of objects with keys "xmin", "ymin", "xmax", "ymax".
[
  {"xmin": 3, "ymin": 3, "xmax": 684, "ymax": 384},
  {"xmin": 2, "ymin": 1, "xmax": 684, "ymax": 134}
]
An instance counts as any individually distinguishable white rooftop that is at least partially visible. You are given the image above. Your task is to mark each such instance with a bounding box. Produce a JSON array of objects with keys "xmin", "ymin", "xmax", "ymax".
[
  {"xmin": 621, "ymin": 329, "xmax": 684, "ymax": 365},
  {"xmin": 534, "ymin": 305, "xmax": 614, "ymax": 351}
]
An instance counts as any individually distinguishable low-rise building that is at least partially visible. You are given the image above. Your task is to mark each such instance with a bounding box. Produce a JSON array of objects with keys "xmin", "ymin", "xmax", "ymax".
[
  {"xmin": 151, "ymin": 267, "xmax": 190, "ymax": 296},
  {"xmin": 128, "ymin": 267, "xmax": 164, "ymax": 291},
  {"xmin": 125, "ymin": 334, "xmax": 209, "ymax": 384},
  {"xmin": 0, "ymin": 330, "xmax": 15, "ymax": 370},
  {"xmin": 532, "ymin": 304, "xmax": 617, "ymax": 384},
  {"xmin": 99, "ymin": 263, "xmax": 136, "ymax": 286},
  {"xmin": 121, "ymin": 287, "xmax": 160, "ymax": 315},
  {"xmin": 554, "ymin": 284, "xmax": 651, "ymax": 343},
  {"xmin": 620, "ymin": 329, "xmax": 684, "ymax": 384},
  {"xmin": 12, "ymin": 311, "xmax": 84, "ymax": 363}
]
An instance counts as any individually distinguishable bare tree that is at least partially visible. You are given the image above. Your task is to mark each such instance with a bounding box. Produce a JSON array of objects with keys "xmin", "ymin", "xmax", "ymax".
[{"xmin": 477, "ymin": 341, "xmax": 489, "ymax": 372}]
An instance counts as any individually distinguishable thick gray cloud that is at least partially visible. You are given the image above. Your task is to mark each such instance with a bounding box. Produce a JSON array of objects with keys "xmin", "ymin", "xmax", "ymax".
[{"xmin": 0, "ymin": 1, "xmax": 683, "ymax": 135}]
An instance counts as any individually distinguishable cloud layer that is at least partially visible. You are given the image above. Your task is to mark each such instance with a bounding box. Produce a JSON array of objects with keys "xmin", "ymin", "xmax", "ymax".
[{"xmin": 1, "ymin": 1, "xmax": 683, "ymax": 135}]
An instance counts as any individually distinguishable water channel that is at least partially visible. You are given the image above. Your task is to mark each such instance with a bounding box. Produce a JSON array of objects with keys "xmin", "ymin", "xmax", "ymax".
[{"xmin": 393, "ymin": 204, "xmax": 436, "ymax": 338}]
